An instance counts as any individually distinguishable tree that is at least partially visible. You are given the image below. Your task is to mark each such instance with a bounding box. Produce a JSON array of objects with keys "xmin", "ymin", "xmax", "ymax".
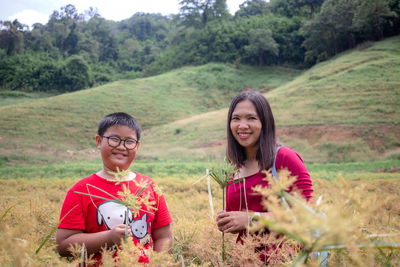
[
  {"xmin": 294, "ymin": 0, "xmax": 325, "ymax": 16},
  {"xmin": 0, "ymin": 20, "xmax": 26, "ymax": 55},
  {"xmin": 302, "ymin": 0, "xmax": 398, "ymax": 63},
  {"xmin": 353, "ymin": 0, "xmax": 397, "ymax": 40},
  {"xmin": 244, "ymin": 28, "xmax": 279, "ymax": 65},
  {"xmin": 26, "ymin": 23, "xmax": 56, "ymax": 55},
  {"xmin": 60, "ymin": 56, "xmax": 91, "ymax": 91},
  {"xmin": 301, "ymin": 0, "xmax": 357, "ymax": 63},
  {"xmin": 270, "ymin": 0, "xmax": 324, "ymax": 18},
  {"xmin": 212, "ymin": 0, "xmax": 230, "ymax": 19},
  {"xmin": 178, "ymin": 0, "xmax": 230, "ymax": 28},
  {"xmin": 33, "ymin": 62, "xmax": 62, "ymax": 91},
  {"xmin": 63, "ymin": 23, "xmax": 80, "ymax": 55},
  {"xmin": 235, "ymin": 0, "xmax": 270, "ymax": 17}
]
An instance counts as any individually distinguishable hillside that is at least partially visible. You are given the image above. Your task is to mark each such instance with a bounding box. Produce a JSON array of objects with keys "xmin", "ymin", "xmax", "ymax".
[
  {"xmin": 141, "ymin": 36, "xmax": 400, "ymax": 163},
  {"xmin": 0, "ymin": 36, "xmax": 399, "ymax": 168},
  {"xmin": 0, "ymin": 64, "xmax": 300, "ymax": 165}
]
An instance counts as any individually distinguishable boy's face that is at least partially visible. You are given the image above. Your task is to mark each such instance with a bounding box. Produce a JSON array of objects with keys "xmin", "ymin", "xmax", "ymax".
[{"xmin": 95, "ymin": 125, "xmax": 140, "ymax": 172}]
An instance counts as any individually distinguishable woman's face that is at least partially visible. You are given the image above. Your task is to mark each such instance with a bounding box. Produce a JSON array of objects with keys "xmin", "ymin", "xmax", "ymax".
[{"xmin": 230, "ymin": 99, "xmax": 262, "ymax": 154}]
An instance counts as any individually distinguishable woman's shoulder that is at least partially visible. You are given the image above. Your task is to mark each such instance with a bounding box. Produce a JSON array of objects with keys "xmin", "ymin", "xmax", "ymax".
[
  {"xmin": 277, "ymin": 146, "xmax": 299, "ymax": 157},
  {"xmin": 276, "ymin": 146, "xmax": 306, "ymax": 166}
]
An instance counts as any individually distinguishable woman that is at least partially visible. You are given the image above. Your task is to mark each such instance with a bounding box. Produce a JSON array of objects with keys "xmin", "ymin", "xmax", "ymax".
[{"xmin": 215, "ymin": 89, "xmax": 313, "ymax": 261}]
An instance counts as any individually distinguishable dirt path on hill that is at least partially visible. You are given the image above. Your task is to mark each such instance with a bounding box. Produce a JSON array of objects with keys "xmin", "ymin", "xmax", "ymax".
[
  {"xmin": 193, "ymin": 123, "xmax": 400, "ymax": 163},
  {"xmin": 277, "ymin": 124, "xmax": 400, "ymax": 151},
  {"xmin": 199, "ymin": 123, "xmax": 400, "ymax": 151}
]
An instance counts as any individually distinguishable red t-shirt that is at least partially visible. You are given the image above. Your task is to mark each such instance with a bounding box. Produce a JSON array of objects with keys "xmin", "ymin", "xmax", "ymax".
[
  {"xmin": 58, "ymin": 173, "xmax": 172, "ymax": 264},
  {"xmin": 226, "ymin": 146, "xmax": 313, "ymax": 213}
]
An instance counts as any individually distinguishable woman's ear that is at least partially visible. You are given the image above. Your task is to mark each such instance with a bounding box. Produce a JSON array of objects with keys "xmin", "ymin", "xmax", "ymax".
[{"xmin": 95, "ymin": 135, "xmax": 102, "ymax": 149}]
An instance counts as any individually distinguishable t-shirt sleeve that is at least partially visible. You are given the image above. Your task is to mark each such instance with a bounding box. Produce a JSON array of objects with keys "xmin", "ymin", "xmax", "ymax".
[
  {"xmin": 151, "ymin": 186, "xmax": 172, "ymax": 229},
  {"xmin": 275, "ymin": 147, "xmax": 313, "ymax": 201},
  {"xmin": 58, "ymin": 184, "xmax": 86, "ymax": 230}
]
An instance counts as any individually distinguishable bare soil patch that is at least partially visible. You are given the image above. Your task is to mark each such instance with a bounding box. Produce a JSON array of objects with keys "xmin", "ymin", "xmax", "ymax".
[{"xmin": 277, "ymin": 124, "xmax": 400, "ymax": 150}]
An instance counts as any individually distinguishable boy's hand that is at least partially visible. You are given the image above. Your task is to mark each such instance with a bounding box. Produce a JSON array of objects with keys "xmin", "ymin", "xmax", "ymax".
[
  {"xmin": 108, "ymin": 224, "xmax": 129, "ymax": 244},
  {"xmin": 216, "ymin": 211, "xmax": 250, "ymax": 234}
]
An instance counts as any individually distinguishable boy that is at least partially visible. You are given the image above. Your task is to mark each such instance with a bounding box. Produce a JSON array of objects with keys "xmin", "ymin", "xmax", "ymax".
[{"xmin": 56, "ymin": 112, "xmax": 172, "ymax": 265}]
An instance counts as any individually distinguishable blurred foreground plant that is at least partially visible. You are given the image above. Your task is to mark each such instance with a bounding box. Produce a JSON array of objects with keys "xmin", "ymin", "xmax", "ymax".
[
  {"xmin": 194, "ymin": 159, "xmax": 237, "ymax": 263},
  {"xmin": 250, "ymin": 170, "xmax": 400, "ymax": 266}
]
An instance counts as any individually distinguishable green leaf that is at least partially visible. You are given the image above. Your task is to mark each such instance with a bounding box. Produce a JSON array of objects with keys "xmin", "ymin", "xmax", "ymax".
[{"xmin": 74, "ymin": 191, "xmax": 124, "ymax": 205}]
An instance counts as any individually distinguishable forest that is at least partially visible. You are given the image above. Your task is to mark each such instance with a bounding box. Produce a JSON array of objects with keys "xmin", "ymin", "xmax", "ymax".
[{"xmin": 1, "ymin": 0, "xmax": 399, "ymax": 92}]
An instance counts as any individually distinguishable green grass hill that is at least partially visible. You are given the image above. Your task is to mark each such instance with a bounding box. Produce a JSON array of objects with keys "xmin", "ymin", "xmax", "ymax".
[
  {"xmin": 0, "ymin": 64, "xmax": 300, "ymax": 166},
  {"xmin": 0, "ymin": 36, "xmax": 399, "ymax": 178},
  {"xmin": 141, "ymin": 36, "xmax": 400, "ymax": 163}
]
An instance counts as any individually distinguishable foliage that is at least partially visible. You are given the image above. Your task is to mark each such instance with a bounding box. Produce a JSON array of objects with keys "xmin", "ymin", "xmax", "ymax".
[
  {"xmin": 59, "ymin": 55, "xmax": 91, "ymax": 91},
  {"xmin": 235, "ymin": 0, "xmax": 270, "ymax": 17},
  {"xmin": 1, "ymin": 1, "xmax": 399, "ymax": 92},
  {"xmin": 0, "ymin": 51, "xmax": 91, "ymax": 92},
  {"xmin": 178, "ymin": 0, "xmax": 230, "ymax": 28},
  {"xmin": 244, "ymin": 28, "xmax": 279, "ymax": 65},
  {"xmin": 250, "ymin": 170, "xmax": 400, "ymax": 265},
  {"xmin": 0, "ymin": 174, "xmax": 398, "ymax": 266},
  {"xmin": 301, "ymin": 0, "xmax": 399, "ymax": 63}
]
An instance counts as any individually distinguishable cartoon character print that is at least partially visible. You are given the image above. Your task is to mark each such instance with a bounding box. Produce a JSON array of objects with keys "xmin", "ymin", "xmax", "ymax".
[
  {"xmin": 130, "ymin": 213, "xmax": 150, "ymax": 245},
  {"xmin": 97, "ymin": 201, "xmax": 132, "ymax": 229},
  {"xmin": 97, "ymin": 201, "xmax": 150, "ymax": 245}
]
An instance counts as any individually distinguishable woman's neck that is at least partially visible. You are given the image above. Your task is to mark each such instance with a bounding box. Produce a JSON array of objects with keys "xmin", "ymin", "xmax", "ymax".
[
  {"xmin": 245, "ymin": 145, "xmax": 258, "ymax": 161},
  {"xmin": 237, "ymin": 158, "xmax": 260, "ymax": 178}
]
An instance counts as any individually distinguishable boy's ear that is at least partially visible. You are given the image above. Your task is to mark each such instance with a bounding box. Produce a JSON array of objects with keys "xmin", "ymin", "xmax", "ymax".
[
  {"xmin": 95, "ymin": 135, "xmax": 102, "ymax": 148},
  {"xmin": 136, "ymin": 140, "xmax": 141, "ymax": 150}
]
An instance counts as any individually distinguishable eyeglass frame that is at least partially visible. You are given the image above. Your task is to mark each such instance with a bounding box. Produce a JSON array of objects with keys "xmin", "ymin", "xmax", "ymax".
[{"xmin": 101, "ymin": 135, "xmax": 139, "ymax": 150}]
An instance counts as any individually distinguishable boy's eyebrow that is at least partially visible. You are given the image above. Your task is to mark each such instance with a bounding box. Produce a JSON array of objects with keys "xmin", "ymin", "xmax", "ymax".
[{"xmin": 106, "ymin": 134, "xmax": 137, "ymax": 139}]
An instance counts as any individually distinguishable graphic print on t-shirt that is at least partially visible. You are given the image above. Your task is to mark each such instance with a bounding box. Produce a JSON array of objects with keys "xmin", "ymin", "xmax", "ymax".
[
  {"xmin": 96, "ymin": 201, "xmax": 150, "ymax": 245},
  {"xmin": 97, "ymin": 201, "xmax": 133, "ymax": 229},
  {"xmin": 130, "ymin": 213, "xmax": 150, "ymax": 245}
]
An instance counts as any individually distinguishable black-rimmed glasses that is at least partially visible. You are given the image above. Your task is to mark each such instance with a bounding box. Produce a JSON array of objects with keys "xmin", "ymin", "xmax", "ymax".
[{"xmin": 102, "ymin": 136, "xmax": 138, "ymax": 150}]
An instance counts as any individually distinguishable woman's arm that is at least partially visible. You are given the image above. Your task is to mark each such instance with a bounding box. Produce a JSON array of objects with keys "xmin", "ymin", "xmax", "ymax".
[
  {"xmin": 276, "ymin": 147, "xmax": 313, "ymax": 200},
  {"xmin": 152, "ymin": 224, "xmax": 173, "ymax": 252},
  {"xmin": 56, "ymin": 224, "xmax": 126, "ymax": 256}
]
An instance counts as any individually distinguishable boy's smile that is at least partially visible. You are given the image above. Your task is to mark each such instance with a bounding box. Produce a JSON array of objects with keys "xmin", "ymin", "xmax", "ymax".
[
  {"xmin": 111, "ymin": 152, "xmax": 127, "ymax": 160},
  {"xmin": 95, "ymin": 125, "xmax": 140, "ymax": 173}
]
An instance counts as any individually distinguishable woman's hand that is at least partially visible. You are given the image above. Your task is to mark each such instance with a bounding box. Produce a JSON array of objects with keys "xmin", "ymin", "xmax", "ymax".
[{"xmin": 215, "ymin": 211, "xmax": 251, "ymax": 234}]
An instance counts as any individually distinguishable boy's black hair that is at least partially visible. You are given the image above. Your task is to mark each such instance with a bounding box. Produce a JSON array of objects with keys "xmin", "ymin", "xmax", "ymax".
[{"xmin": 97, "ymin": 112, "xmax": 142, "ymax": 140}]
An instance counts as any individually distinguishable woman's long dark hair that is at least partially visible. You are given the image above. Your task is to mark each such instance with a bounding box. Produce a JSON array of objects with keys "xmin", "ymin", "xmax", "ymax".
[{"xmin": 226, "ymin": 90, "xmax": 277, "ymax": 171}]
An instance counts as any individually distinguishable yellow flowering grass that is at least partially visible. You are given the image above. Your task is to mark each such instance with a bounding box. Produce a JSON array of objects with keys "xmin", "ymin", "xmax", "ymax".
[{"xmin": 0, "ymin": 174, "xmax": 399, "ymax": 266}]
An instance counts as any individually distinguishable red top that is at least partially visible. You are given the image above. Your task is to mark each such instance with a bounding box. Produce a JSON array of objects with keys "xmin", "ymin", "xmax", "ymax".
[
  {"xmin": 58, "ymin": 173, "xmax": 172, "ymax": 265},
  {"xmin": 226, "ymin": 146, "xmax": 313, "ymax": 213}
]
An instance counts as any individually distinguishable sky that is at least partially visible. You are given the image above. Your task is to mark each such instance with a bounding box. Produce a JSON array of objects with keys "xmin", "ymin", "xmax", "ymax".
[{"xmin": 1, "ymin": 0, "xmax": 245, "ymax": 28}]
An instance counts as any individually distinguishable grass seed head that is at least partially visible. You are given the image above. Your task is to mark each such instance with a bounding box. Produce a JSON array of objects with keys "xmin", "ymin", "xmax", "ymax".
[{"xmin": 209, "ymin": 158, "xmax": 236, "ymax": 189}]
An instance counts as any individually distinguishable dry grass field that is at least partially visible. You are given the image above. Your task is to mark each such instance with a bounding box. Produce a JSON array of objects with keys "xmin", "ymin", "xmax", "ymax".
[{"xmin": 0, "ymin": 172, "xmax": 399, "ymax": 266}]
